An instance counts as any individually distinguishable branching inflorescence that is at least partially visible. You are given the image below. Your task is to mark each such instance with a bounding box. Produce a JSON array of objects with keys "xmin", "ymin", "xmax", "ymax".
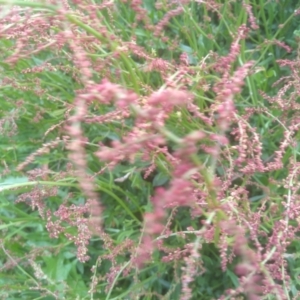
[{"xmin": 1, "ymin": 0, "xmax": 300, "ymax": 299}]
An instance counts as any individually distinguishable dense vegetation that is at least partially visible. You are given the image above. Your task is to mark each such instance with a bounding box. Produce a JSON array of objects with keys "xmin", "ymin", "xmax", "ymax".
[{"xmin": 1, "ymin": 1, "xmax": 300, "ymax": 299}]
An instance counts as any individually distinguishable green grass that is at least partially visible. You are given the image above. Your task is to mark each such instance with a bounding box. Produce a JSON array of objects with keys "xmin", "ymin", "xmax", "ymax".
[{"xmin": 1, "ymin": 0, "xmax": 300, "ymax": 299}]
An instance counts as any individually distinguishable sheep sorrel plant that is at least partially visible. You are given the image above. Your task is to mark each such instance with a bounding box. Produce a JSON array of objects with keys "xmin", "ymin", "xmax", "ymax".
[{"xmin": 1, "ymin": 0, "xmax": 300, "ymax": 299}]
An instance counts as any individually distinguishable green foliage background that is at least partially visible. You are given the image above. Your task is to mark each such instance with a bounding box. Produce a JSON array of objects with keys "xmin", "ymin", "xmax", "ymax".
[{"xmin": 1, "ymin": 1, "xmax": 300, "ymax": 299}]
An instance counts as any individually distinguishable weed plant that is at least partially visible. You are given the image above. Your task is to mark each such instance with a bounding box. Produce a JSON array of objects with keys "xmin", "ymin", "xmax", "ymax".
[{"xmin": 1, "ymin": 0, "xmax": 300, "ymax": 299}]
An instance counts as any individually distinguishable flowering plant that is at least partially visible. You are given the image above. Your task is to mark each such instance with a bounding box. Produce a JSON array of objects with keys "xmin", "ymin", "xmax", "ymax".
[{"xmin": 1, "ymin": 1, "xmax": 300, "ymax": 299}]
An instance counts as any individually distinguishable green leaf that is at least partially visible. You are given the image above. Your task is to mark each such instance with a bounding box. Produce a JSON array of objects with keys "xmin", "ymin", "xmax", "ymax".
[
  {"xmin": 153, "ymin": 173, "xmax": 169, "ymax": 187},
  {"xmin": 0, "ymin": 176, "xmax": 28, "ymax": 185},
  {"xmin": 226, "ymin": 269, "xmax": 239, "ymax": 288}
]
